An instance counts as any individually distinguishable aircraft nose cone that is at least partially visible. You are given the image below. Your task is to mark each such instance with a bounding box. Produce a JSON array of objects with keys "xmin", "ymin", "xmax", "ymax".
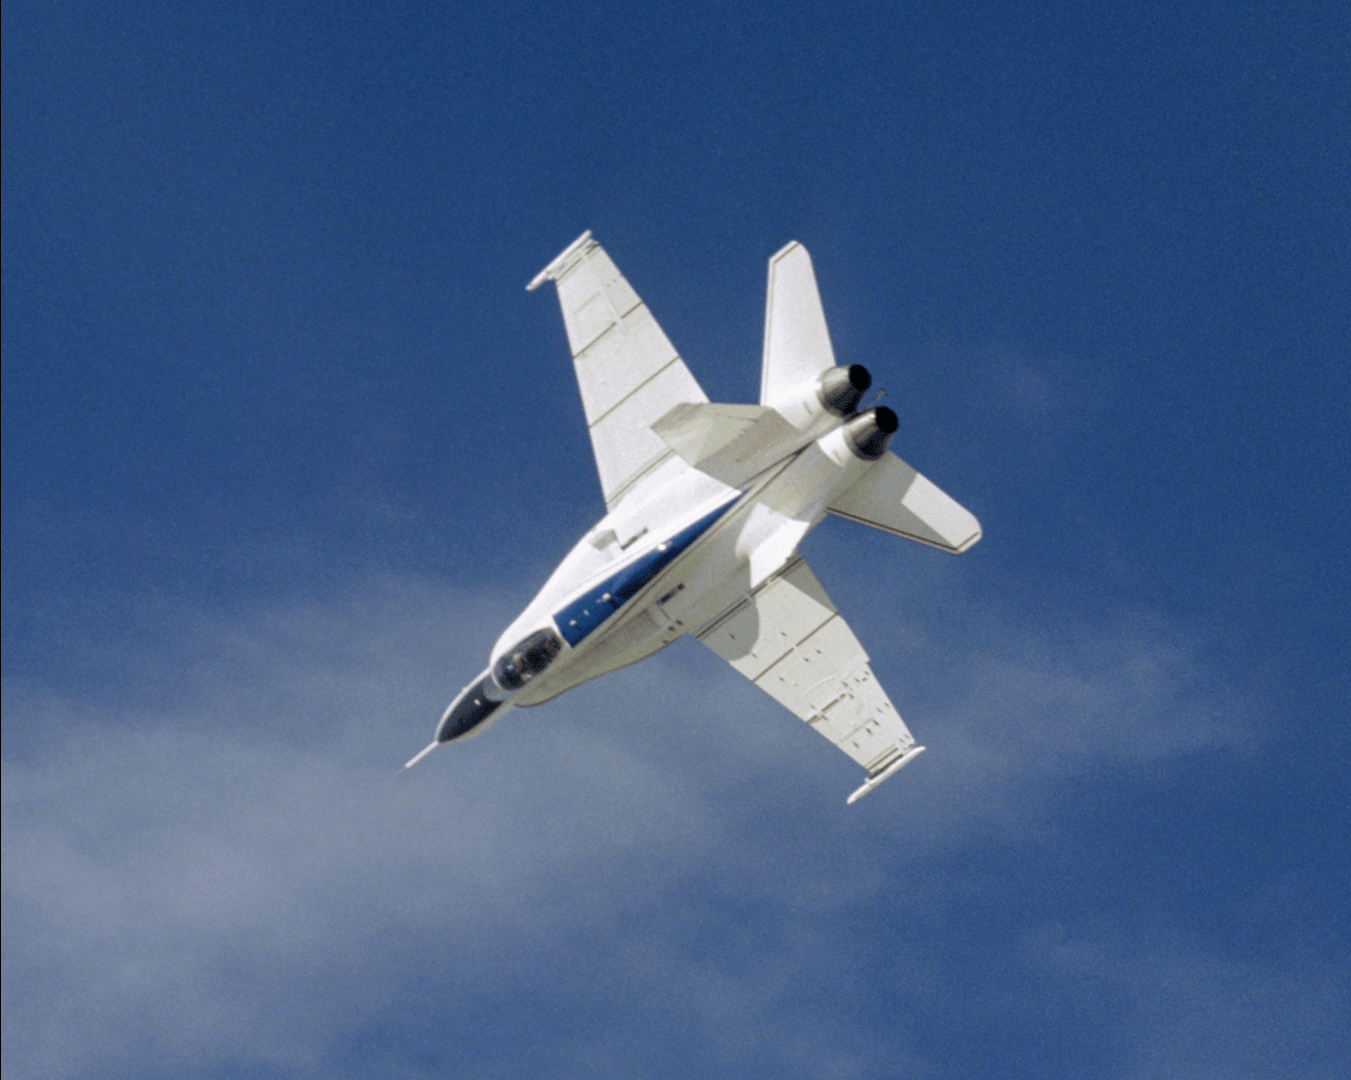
[{"xmin": 436, "ymin": 671, "xmax": 505, "ymax": 742}]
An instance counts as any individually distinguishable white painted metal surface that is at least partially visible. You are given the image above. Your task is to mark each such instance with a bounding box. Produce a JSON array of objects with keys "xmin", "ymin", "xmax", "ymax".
[
  {"xmin": 528, "ymin": 232, "xmax": 708, "ymax": 509},
  {"xmin": 829, "ymin": 451, "xmax": 984, "ymax": 553},
  {"xmin": 761, "ymin": 241, "xmax": 837, "ymax": 415},
  {"xmin": 414, "ymin": 234, "xmax": 982, "ymax": 804},
  {"xmin": 696, "ymin": 557, "xmax": 919, "ymax": 776}
]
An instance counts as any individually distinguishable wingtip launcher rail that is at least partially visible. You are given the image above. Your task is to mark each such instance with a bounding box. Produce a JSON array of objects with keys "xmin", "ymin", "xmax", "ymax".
[{"xmin": 846, "ymin": 745, "xmax": 926, "ymax": 805}]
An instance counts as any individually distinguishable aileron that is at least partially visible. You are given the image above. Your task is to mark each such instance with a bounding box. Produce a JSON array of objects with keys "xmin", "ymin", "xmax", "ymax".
[{"xmin": 696, "ymin": 557, "xmax": 919, "ymax": 788}]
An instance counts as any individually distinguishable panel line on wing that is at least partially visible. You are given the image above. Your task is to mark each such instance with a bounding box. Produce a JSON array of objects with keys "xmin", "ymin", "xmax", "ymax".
[
  {"xmin": 530, "ymin": 233, "xmax": 709, "ymax": 508},
  {"xmin": 751, "ymin": 611, "xmax": 841, "ymax": 684},
  {"xmin": 694, "ymin": 556, "xmax": 919, "ymax": 783},
  {"xmin": 586, "ymin": 356, "xmax": 684, "ymax": 430},
  {"xmin": 604, "ymin": 448, "xmax": 679, "ymax": 509}
]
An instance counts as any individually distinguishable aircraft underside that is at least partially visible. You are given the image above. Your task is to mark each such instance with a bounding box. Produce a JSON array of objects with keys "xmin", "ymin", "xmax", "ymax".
[{"xmin": 408, "ymin": 233, "xmax": 981, "ymax": 803}]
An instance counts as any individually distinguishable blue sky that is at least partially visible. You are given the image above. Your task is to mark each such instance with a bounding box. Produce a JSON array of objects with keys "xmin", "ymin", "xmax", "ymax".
[{"xmin": 3, "ymin": 2, "xmax": 1348, "ymax": 1077}]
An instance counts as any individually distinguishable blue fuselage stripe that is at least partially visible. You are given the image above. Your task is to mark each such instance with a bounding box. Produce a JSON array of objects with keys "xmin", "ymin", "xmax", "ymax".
[{"xmin": 554, "ymin": 498, "xmax": 737, "ymax": 648}]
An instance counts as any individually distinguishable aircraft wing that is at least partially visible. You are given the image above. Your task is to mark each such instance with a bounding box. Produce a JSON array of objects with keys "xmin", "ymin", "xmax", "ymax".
[
  {"xmin": 694, "ymin": 556, "xmax": 924, "ymax": 803},
  {"xmin": 529, "ymin": 232, "xmax": 709, "ymax": 509}
]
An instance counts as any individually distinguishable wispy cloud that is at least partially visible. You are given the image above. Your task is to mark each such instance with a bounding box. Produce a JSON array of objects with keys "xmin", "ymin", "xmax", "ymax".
[{"xmin": 1, "ymin": 573, "xmax": 1282, "ymax": 1077}]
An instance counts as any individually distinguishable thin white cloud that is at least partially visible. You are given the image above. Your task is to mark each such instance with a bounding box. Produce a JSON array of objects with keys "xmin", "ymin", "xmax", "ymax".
[{"xmin": 1, "ymin": 572, "xmax": 1271, "ymax": 1076}]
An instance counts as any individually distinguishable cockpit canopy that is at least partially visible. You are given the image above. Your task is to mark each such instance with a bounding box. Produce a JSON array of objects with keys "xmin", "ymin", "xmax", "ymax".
[{"xmin": 492, "ymin": 627, "xmax": 563, "ymax": 692}]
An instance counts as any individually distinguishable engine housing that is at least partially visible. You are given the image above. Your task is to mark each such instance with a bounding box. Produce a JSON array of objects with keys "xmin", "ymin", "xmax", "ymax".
[{"xmin": 773, "ymin": 364, "xmax": 871, "ymax": 428}]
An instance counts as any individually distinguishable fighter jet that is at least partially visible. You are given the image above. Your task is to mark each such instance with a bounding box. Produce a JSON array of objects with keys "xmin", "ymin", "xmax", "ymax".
[{"xmin": 406, "ymin": 232, "xmax": 981, "ymax": 803}]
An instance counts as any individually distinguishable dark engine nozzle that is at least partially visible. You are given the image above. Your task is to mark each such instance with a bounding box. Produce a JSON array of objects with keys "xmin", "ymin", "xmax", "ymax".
[
  {"xmin": 817, "ymin": 364, "xmax": 872, "ymax": 416},
  {"xmin": 842, "ymin": 406, "xmax": 898, "ymax": 461}
]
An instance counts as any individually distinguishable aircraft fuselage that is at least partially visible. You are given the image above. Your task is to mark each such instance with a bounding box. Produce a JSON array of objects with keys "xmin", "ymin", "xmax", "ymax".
[
  {"xmin": 404, "ymin": 233, "xmax": 979, "ymax": 802},
  {"xmin": 434, "ymin": 407, "xmax": 886, "ymax": 743}
]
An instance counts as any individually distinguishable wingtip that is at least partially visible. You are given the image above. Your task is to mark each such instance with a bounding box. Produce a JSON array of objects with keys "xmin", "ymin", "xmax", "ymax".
[
  {"xmin": 846, "ymin": 745, "xmax": 926, "ymax": 804},
  {"xmin": 526, "ymin": 229, "xmax": 593, "ymax": 291}
]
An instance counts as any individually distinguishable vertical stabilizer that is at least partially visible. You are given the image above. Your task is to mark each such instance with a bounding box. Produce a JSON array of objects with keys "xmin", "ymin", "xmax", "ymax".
[{"xmin": 760, "ymin": 242, "xmax": 837, "ymax": 409}]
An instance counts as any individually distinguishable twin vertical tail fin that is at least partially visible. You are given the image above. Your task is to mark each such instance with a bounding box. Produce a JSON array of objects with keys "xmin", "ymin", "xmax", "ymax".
[
  {"xmin": 761, "ymin": 241, "xmax": 982, "ymax": 555},
  {"xmin": 760, "ymin": 242, "xmax": 837, "ymax": 410}
]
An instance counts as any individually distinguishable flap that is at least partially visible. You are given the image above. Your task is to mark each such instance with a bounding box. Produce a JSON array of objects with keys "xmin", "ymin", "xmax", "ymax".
[
  {"xmin": 530, "ymin": 233, "xmax": 709, "ymax": 508},
  {"xmin": 695, "ymin": 556, "xmax": 919, "ymax": 783}
]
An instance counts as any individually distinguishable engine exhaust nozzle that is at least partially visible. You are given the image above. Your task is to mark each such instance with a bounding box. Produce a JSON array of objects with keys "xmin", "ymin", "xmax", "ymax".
[
  {"xmin": 842, "ymin": 406, "xmax": 898, "ymax": 461},
  {"xmin": 817, "ymin": 364, "xmax": 872, "ymax": 416}
]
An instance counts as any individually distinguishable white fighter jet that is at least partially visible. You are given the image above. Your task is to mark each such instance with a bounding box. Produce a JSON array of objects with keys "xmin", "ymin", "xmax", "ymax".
[{"xmin": 406, "ymin": 232, "xmax": 981, "ymax": 803}]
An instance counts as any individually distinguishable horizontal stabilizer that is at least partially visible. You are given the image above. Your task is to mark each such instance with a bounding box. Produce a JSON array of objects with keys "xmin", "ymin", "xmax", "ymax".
[
  {"xmin": 651, "ymin": 403, "xmax": 771, "ymax": 464},
  {"xmin": 652, "ymin": 402, "xmax": 799, "ymax": 488},
  {"xmin": 828, "ymin": 452, "xmax": 982, "ymax": 554}
]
